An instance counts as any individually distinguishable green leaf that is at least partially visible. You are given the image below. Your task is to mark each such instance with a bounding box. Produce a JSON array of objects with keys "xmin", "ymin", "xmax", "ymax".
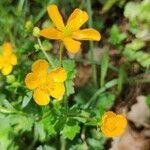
[
  {"xmin": 146, "ymin": 95, "xmax": 150, "ymax": 108},
  {"xmin": 100, "ymin": 50, "xmax": 109, "ymax": 87},
  {"xmin": 34, "ymin": 121, "xmax": 46, "ymax": 142},
  {"xmin": 63, "ymin": 59, "xmax": 76, "ymax": 80},
  {"xmin": 54, "ymin": 115, "xmax": 67, "ymax": 132},
  {"xmin": 124, "ymin": 2, "xmax": 140, "ymax": 20},
  {"xmin": 0, "ymin": 114, "xmax": 18, "ymax": 150},
  {"xmin": 21, "ymin": 91, "xmax": 32, "ymax": 108},
  {"xmin": 87, "ymin": 130, "xmax": 106, "ymax": 150},
  {"xmin": 125, "ymin": 39, "xmax": 145, "ymax": 51},
  {"xmin": 42, "ymin": 117, "xmax": 56, "ymax": 136},
  {"xmin": 61, "ymin": 123, "xmax": 80, "ymax": 140},
  {"xmin": 74, "ymin": 85, "xmax": 97, "ymax": 105},
  {"xmin": 101, "ymin": 0, "xmax": 118, "ymax": 13},
  {"xmin": 109, "ymin": 25, "xmax": 127, "ymax": 45},
  {"xmin": 65, "ymin": 80, "xmax": 75, "ymax": 96},
  {"xmin": 63, "ymin": 59, "xmax": 76, "ymax": 96},
  {"xmin": 98, "ymin": 93, "xmax": 116, "ymax": 110},
  {"xmin": 8, "ymin": 114, "xmax": 34, "ymax": 133}
]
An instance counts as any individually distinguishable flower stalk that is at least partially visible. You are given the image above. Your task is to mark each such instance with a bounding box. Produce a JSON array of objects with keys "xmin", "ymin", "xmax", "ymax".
[
  {"xmin": 86, "ymin": 0, "xmax": 98, "ymax": 87},
  {"xmin": 37, "ymin": 37, "xmax": 55, "ymax": 68},
  {"xmin": 59, "ymin": 42, "xmax": 64, "ymax": 66}
]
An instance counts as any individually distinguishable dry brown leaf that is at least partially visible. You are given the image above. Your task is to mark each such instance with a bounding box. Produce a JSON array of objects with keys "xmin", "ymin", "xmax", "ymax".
[
  {"xmin": 109, "ymin": 126, "xmax": 150, "ymax": 150},
  {"xmin": 74, "ymin": 64, "xmax": 92, "ymax": 87},
  {"xmin": 127, "ymin": 95, "xmax": 150, "ymax": 128}
]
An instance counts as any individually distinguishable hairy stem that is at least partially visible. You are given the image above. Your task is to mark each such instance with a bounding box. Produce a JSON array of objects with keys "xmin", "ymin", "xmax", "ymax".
[
  {"xmin": 87, "ymin": 0, "xmax": 97, "ymax": 87},
  {"xmin": 59, "ymin": 42, "xmax": 64, "ymax": 66},
  {"xmin": 37, "ymin": 37, "xmax": 55, "ymax": 68}
]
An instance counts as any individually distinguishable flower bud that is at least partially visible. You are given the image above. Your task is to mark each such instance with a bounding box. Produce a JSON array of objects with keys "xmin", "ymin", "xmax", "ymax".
[
  {"xmin": 33, "ymin": 27, "xmax": 40, "ymax": 37},
  {"xmin": 25, "ymin": 21, "xmax": 33, "ymax": 32}
]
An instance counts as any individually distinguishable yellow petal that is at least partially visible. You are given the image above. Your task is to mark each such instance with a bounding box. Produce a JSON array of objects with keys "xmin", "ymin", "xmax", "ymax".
[
  {"xmin": 106, "ymin": 115, "xmax": 127, "ymax": 137},
  {"xmin": 25, "ymin": 73, "xmax": 40, "ymax": 90},
  {"xmin": 32, "ymin": 59, "xmax": 48, "ymax": 73},
  {"xmin": 66, "ymin": 8, "xmax": 88, "ymax": 31},
  {"xmin": 48, "ymin": 67, "xmax": 67, "ymax": 82},
  {"xmin": 72, "ymin": 28, "xmax": 101, "ymax": 41},
  {"xmin": 63, "ymin": 38, "xmax": 81, "ymax": 53},
  {"xmin": 47, "ymin": 5, "xmax": 65, "ymax": 31},
  {"xmin": 101, "ymin": 112, "xmax": 127, "ymax": 137},
  {"xmin": 0, "ymin": 56, "xmax": 4, "ymax": 69},
  {"xmin": 117, "ymin": 115, "xmax": 127, "ymax": 128},
  {"xmin": 10, "ymin": 54, "xmax": 17, "ymax": 65},
  {"xmin": 1, "ymin": 64, "xmax": 13, "ymax": 75},
  {"xmin": 40, "ymin": 27, "xmax": 63, "ymax": 40},
  {"xmin": 3, "ymin": 42, "xmax": 12, "ymax": 56},
  {"xmin": 33, "ymin": 87, "xmax": 50, "ymax": 105},
  {"xmin": 49, "ymin": 83, "xmax": 65, "ymax": 100},
  {"xmin": 101, "ymin": 111, "xmax": 116, "ymax": 124}
]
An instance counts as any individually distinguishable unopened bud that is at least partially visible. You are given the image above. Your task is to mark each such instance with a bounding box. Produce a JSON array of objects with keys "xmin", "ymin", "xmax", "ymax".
[{"xmin": 33, "ymin": 27, "xmax": 40, "ymax": 37}]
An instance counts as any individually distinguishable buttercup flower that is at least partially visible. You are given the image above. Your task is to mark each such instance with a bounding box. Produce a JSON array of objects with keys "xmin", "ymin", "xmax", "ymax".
[
  {"xmin": 40, "ymin": 4, "xmax": 101, "ymax": 53},
  {"xmin": 25, "ymin": 59, "xmax": 67, "ymax": 105},
  {"xmin": 101, "ymin": 111, "xmax": 127, "ymax": 137},
  {"xmin": 0, "ymin": 42, "xmax": 17, "ymax": 75}
]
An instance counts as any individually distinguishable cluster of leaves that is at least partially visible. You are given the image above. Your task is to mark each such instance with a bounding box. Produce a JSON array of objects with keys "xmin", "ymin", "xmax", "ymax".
[{"xmin": 108, "ymin": 0, "xmax": 150, "ymax": 67}]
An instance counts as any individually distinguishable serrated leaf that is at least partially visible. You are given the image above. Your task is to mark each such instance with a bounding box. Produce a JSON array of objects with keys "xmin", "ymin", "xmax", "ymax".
[
  {"xmin": 8, "ymin": 115, "xmax": 34, "ymax": 133},
  {"xmin": 125, "ymin": 39, "xmax": 145, "ymax": 51},
  {"xmin": 62, "ymin": 123, "xmax": 80, "ymax": 140},
  {"xmin": 42, "ymin": 117, "xmax": 56, "ymax": 136},
  {"xmin": 63, "ymin": 59, "xmax": 75, "ymax": 73},
  {"xmin": 63, "ymin": 59, "xmax": 76, "ymax": 97},
  {"xmin": 109, "ymin": 25, "xmax": 127, "ymax": 45},
  {"xmin": 65, "ymin": 80, "xmax": 75, "ymax": 96},
  {"xmin": 98, "ymin": 93, "xmax": 116, "ymax": 110}
]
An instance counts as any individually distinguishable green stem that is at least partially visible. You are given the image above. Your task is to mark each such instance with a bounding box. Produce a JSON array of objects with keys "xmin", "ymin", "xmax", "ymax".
[
  {"xmin": 0, "ymin": 106, "xmax": 34, "ymax": 119},
  {"xmin": 85, "ymin": 72, "xmax": 150, "ymax": 109},
  {"xmin": 58, "ymin": 42, "xmax": 68, "ymax": 113},
  {"xmin": 68, "ymin": 114, "xmax": 97, "ymax": 123},
  {"xmin": 64, "ymin": 83, "xmax": 68, "ymax": 114},
  {"xmin": 60, "ymin": 136, "xmax": 66, "ymax": 150},
  {"xmin": 87, "ymin": 0, "xmax": 97, "ymax": 87},
  {"xmin": 59, "ymin": 42, "xmax": 64, "ymax": 66},
  {"xmin": 85, "ymin": 79, "xmax": 118, "ymax": 108},
  {"xmin": 37, "ymin": 38, "xmax": 55, "ymax": 68},
  {"xmin": 74, "ymin": 57, "xmax": 118, "ymax": 72}
]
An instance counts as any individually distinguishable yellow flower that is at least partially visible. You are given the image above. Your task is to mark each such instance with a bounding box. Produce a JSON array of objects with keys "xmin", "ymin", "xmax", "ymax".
[
  {"xmin": 0, "ymin": 42, "xmax": 17, "ymax": 75},
  {"xmin": 40, "ymin": 4, "xmax": 101, "ymax": 53},
  {"xmin": 25, "ymin": 59, "xmax": 67, "ymax": 106},
  {"xmin": 101, "ymin": 111, "xmax": 127, "ymax": 137}
]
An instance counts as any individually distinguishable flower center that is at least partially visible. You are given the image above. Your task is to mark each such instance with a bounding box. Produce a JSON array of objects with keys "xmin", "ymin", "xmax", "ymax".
[{"xmin": 63, "ymin": 27, "xmax": 72, "ymax": 37}]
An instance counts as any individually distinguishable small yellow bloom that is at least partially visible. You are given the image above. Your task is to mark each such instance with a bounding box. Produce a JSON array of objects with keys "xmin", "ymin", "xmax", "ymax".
[
  {"xmin": 0, "ymin": 42, "xmax": 17, "ymax": 75},
  {"xmin": 40, "ymin": 4, "xmax": 101, "ymax": 53},
  {"xmin": 101, "ymin": 111, "xmax": 127, "ymax": 137},
  {"xmin": 25, "ymin": 59, "xmax": 67, "ymax": 106}
]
